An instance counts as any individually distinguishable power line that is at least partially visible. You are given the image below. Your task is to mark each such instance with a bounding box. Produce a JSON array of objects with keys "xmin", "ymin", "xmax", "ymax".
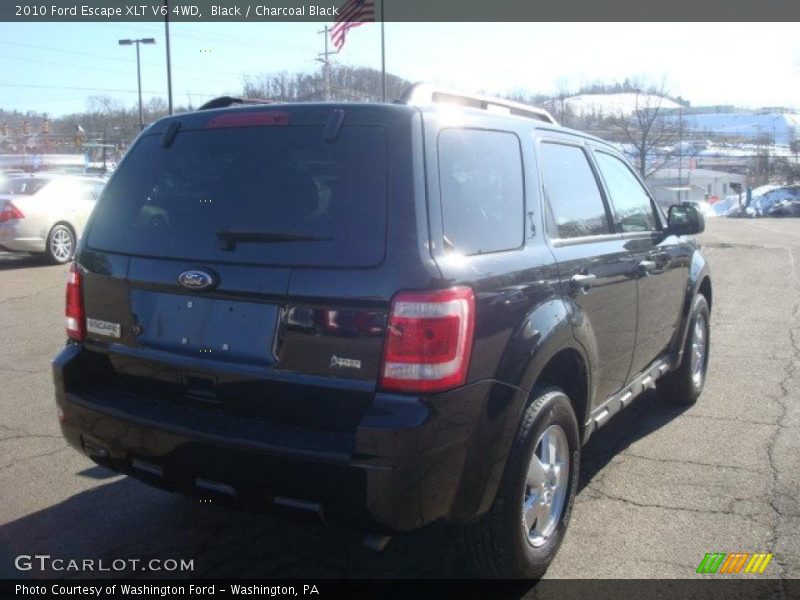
[
  {"xmin": 0, "ymin": 39, "xmax": 241, "ymax": 78},
  {"xmin": 0, "ymin": 53, "xmax": 148, "ymax": 77},
  {"xmin": 0, "ymin": 52, "xmax": 238, "ymax": 87},
  {"xmin": 0, "ymin": 39, "xmax": 135, "ymax": 64},
  {"xmin": 111, "ymin": 22, "xmax": 312, "ymax": 52},
  {"xmin": 0, "ymin": 82, "xmax": 220, "ymax": 97}
]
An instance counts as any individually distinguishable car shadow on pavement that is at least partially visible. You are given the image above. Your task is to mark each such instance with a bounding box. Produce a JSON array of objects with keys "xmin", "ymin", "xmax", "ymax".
[
  {"xmin": 0, "ymin": 474, "xmax": 476, "ymax": 579},
  {"xmin": 0, "ymin": 253, "xmax": 54, "ymax": 271},
  {"xmin": 0, "ymin": 391, "xmax": 687, "ymax": 581},
  {"xmin": 577, "ymin": 389, "xmax": 691, "ymax": 493}
]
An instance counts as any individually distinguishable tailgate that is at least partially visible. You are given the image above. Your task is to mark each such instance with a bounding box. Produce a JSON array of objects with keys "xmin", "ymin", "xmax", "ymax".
[{"xmin": 78, "ymin": 252, "xmax": 378, "ymax": 434}]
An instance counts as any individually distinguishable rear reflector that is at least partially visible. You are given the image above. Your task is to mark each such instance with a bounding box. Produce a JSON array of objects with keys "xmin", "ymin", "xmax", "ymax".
[
  {"xmin": 205, "ymin": 111, "xmax": 290, "ymax": 129},
  {"xmin": 65, "ymin": 263, "xmax": 85, "ymax": 341},
  {"xmin": 0, "ymin": 202, "xmax": 24, "ymax": 223},
  {"xmin": 379, "ymin": 286, "xmax": 475, "ymax": 394}
]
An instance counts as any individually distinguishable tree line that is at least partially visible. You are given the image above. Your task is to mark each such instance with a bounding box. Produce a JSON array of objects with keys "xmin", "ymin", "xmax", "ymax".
[{"xmin": 3, "ymin": 66, "xmax": 791, "ymax": 181}]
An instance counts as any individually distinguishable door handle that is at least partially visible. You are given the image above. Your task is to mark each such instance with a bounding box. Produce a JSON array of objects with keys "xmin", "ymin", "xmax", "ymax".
[
  {"xmin": 638, "ymin": 260, "xmax": 657, "ymax": 276},
  {"xmin": 570, "ymin": 273, "xmax": 597, "ymax": 294}
]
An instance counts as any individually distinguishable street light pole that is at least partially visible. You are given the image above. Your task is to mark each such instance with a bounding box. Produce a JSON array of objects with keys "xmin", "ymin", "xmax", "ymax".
[{"xmin": 119, "ymin": 38, "xmax": 156, "ymax": 130}]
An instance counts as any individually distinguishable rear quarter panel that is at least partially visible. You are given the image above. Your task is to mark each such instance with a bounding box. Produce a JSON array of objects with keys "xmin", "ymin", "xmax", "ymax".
[
  {"xmin": 671, "ymin": 244, "xmax": 711, "ymax": 361},
  {"xmin": 420, "ymin": 110, "xmax": 583, "ymax": 517}
]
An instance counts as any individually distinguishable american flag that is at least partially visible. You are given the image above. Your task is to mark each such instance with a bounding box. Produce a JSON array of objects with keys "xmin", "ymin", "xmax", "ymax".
[{"xmin": 331, "ymin": 0, "xmax": 375, "ymax": 52}]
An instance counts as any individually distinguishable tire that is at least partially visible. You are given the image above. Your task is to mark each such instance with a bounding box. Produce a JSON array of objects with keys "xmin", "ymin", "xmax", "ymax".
[
  {"xmin": 458, "ymin": 387, "xmax": 580, "ymax": 579},
  {"xmin": 658, "ymin": 294, "xmax": 710, "ymax": 405},
  {"xmin": 46, "ymin": 224, "xmax": 76, "ymax": 264}
]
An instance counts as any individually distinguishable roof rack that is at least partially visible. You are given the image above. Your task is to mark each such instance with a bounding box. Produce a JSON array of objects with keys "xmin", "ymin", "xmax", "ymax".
[
  {"xmin": 400, "ymin": 83, "xmax": 558, "ymax": 125},
  {"xmin": 198, "ymin": 96, "xmax": 277, "ymax": 110}
]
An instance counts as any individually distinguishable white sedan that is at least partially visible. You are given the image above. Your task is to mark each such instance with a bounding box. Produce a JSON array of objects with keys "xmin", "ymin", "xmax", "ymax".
[{"xmin": 0, "ymin": 174, "xmax": 106, "ymax": 264}]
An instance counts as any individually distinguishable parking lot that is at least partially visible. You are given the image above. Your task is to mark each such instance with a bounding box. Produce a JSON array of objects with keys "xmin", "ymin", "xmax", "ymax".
[{"xmin": 0, "ymin": 218, "xmax": 798, "ymax": 580}]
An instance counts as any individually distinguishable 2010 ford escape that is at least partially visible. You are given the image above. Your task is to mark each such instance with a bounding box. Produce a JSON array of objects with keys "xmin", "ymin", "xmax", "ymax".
[{"xmin": 53, "ymin": 85, "xmax": 711, "ymax": 578}]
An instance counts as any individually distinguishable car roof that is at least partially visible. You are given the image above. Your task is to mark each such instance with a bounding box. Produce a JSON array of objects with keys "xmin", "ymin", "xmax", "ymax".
[{"xmin": 147, "ymin": 100, "xmax": 614, "ymax": 148}]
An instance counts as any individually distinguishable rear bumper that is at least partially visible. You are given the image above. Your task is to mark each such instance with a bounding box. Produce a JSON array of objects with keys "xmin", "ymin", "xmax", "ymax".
[
  {"xmin": 54, "ymin": 344, "xmax": 526, "ymax": 532},
  {"xmin": 0, "ymin": 230, "xmax": 45, "ymax": 253}
]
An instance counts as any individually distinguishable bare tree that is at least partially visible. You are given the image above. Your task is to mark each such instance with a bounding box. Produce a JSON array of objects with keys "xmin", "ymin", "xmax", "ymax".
[
  {"xmin": 86, "ymin": 95, "xmax": 124, "ymax": 135},
  {"xmin": 611, "ymin": 85, "xmax": 678, "ymax": 178},
  {"xmin": 242, "ymin": 66, "xmax": 409, "ymax": 104},
  {"xmin": 146, "ymin": 97, "xmax": 168, "ymax": 123},
  {"xmin": 551, "ymin": 80, "xmax": 573, "ymax": 127}
]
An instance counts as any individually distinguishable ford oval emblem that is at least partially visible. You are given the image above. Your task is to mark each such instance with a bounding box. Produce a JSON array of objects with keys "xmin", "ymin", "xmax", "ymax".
[{"xmin": 178, "ymin": 270, "xmax": 216, "ymax": 291}]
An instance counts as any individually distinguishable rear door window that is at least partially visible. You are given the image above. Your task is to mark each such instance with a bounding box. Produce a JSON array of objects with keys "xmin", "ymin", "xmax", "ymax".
[
  {"xmin": 87, "ymin": 124, "xmax": 388, "ymax": 268},
  {"xmin": 539, "ymin": 142, "xmax": 612, "ymax": 239},
  {"xmin": 438, "ymin": 129, "xmax": 524, "ymax": 255},
  {"xmin": 593, "ymin": 151, "xmax": 658, "ymax": 232}
]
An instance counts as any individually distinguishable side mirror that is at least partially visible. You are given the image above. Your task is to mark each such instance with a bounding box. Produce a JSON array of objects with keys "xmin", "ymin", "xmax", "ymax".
[{"xmin": 668, "ymin": 203, "xmax": 705, "ymax": 236}]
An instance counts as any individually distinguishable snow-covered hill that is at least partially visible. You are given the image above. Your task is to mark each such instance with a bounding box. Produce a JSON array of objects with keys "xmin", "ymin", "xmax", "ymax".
[
  {"xmin": 564, "ymin": 93, "xmax": 683, "ymax": 116},
  {"xmin": 675, "ymin": 112, "xmax": 800, "ymax": 145}
]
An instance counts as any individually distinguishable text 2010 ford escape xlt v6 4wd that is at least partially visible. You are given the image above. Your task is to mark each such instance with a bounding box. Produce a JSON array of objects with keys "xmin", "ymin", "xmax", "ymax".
[{"xmin": 53, "ymin": 86, "xmax": 711, "ymax": 578}]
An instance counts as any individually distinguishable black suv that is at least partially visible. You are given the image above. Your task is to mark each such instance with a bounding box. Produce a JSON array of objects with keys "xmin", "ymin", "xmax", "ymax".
[{"xmin": 53, "ymin": 86, "xmax": 711, "ymax": 578}]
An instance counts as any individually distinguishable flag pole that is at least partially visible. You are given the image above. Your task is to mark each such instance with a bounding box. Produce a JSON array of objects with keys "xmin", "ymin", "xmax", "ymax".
[{"xmin": 380, "ymin": 0, "xmax": 386, "ymax": 102}]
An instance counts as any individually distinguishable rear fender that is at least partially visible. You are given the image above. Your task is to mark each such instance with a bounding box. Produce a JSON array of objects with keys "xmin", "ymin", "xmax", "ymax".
[
  {"xmin": 449, "ymin": 297, "xmax": 590, "ymax": 519},
  {"xmin": 670, "ymin": 249, "xmax": 711, "ymax": 364}
]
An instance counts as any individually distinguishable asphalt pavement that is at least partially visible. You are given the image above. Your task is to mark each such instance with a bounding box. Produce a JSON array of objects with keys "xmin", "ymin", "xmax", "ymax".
[{"xmin": 0, "ymin": 218, "xmax": 798, "ymax": 580}]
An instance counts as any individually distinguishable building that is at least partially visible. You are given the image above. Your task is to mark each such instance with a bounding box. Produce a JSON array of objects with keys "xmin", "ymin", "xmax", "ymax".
[{"xmin": 645, "ymin": 167, "xmax": 746, "ymax": 208}]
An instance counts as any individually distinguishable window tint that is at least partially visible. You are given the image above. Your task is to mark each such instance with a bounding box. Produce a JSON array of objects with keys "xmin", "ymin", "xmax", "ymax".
[
  {"xmin": 0, "ymin": 178, "xmax": 49, "ymax": 196},
  {"xmin": 540, "ymin": 143, "xmax": 610, "ymax": 239},
  {"xmin": 438, "ymin": 129, "xmax": 524, "ymax": 255},
  {"xmin": 88, "ymin": 125, "xmax": 388, "ymax": 267},
  {"xmin": 594, "ymin": 152, "xmax": 657, "ymax": 232}
]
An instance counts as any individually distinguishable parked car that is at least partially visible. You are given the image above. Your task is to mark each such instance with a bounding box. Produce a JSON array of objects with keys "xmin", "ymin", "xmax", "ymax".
[
  {"xmin": 0, "ymin": 174, "xmax": 106, "ymax": 263},
  {"xmin": 765, "ymin": 197, "xmax": 800, "ymax": 217},
  {"xmin": 53, "ymin": 87, "xmax": 711, "ymax": 578},
  {"xmin": 750, "ymin": 185, "xmax": 800, "ymax": 216}
]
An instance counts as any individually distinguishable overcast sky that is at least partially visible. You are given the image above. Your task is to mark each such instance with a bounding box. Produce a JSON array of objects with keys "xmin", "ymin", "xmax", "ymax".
[{"xmin": 1, "ymin": 22, "xmax": 798, "ymax": 115}]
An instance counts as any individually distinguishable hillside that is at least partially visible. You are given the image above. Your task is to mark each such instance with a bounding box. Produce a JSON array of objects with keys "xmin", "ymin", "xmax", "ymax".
[{"xmin": 564, "ymin": 93, "xmax": 684, "ymax": 116}]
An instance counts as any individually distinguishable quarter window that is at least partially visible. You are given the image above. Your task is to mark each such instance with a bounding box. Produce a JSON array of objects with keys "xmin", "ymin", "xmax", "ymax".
[
  {"xmin": 594, "ymin": 152, "xmax": 658, "ymax": 232},
  {"xmin": 540, "ymin": 142, "xmax": 611, "ymax": 239},
  {"xmin": 438, "ymin": 129, "xmax": 524, "ymax": 255}
]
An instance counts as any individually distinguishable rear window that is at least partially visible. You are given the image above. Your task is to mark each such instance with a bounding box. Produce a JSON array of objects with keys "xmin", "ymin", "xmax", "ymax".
[
  {"xmin": 87, "ymin": 123, "xmax": 388, "ymax": 267},
  {"xmin": 1, "ymin": 178, "xmax": 49, "ymax": 196}
]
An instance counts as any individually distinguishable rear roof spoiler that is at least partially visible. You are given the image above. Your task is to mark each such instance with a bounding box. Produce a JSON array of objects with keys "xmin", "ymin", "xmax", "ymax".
[
  {"xmin": 198, "ymin": 96, "xmax": 277, "ymax": 110},
  {"xmin": 400, "ymin": 83, "xmax": 558, "ymax": 125}
]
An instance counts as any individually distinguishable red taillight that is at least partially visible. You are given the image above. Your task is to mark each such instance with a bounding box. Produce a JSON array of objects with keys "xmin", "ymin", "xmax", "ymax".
[
  {"xmin": 65, "ymin": 263, "xmax": 85, "ymax": 341},
  {"xmin": 379, "ymin": 286, "xmax": 475, "ymax": 394},
  {"xmin": 0, "ymin": 202, "xmax": 24, "ymax": 223}
]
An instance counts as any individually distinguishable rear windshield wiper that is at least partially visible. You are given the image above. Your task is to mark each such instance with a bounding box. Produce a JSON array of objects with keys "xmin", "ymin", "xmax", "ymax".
[{"xmin": 215, "ymin": 229, "xmax": 333, "ymax": 251}]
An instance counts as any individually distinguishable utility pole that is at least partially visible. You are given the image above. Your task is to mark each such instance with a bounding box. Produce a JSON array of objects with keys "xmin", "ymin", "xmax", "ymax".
[
  {"xmin": 165, "ymin": 0, "xmax": 174, "ymax": 115},
  {"xmin": 136, "ymin": 42, "xmax": 143, "ymax": 127},
  {"xmin": 677, "ymin": 105, "xmax": 683, "ymax": 204},
  {"xmin": 380, "ymin": 0, "xmax": 386, "ymax": 101},
  {"xmin": 317, "ymin": 26, "xmax": 335, "ymax": 101},
  {"xmin": 102, "ymin": 126, "xmax": 107, "ymax": 172}
]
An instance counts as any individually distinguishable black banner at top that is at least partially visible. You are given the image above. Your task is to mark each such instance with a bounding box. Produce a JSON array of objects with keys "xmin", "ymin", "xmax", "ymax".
[{"xmin": 3, "ymin": 0, "xmax": 799, "ymax": 22}]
